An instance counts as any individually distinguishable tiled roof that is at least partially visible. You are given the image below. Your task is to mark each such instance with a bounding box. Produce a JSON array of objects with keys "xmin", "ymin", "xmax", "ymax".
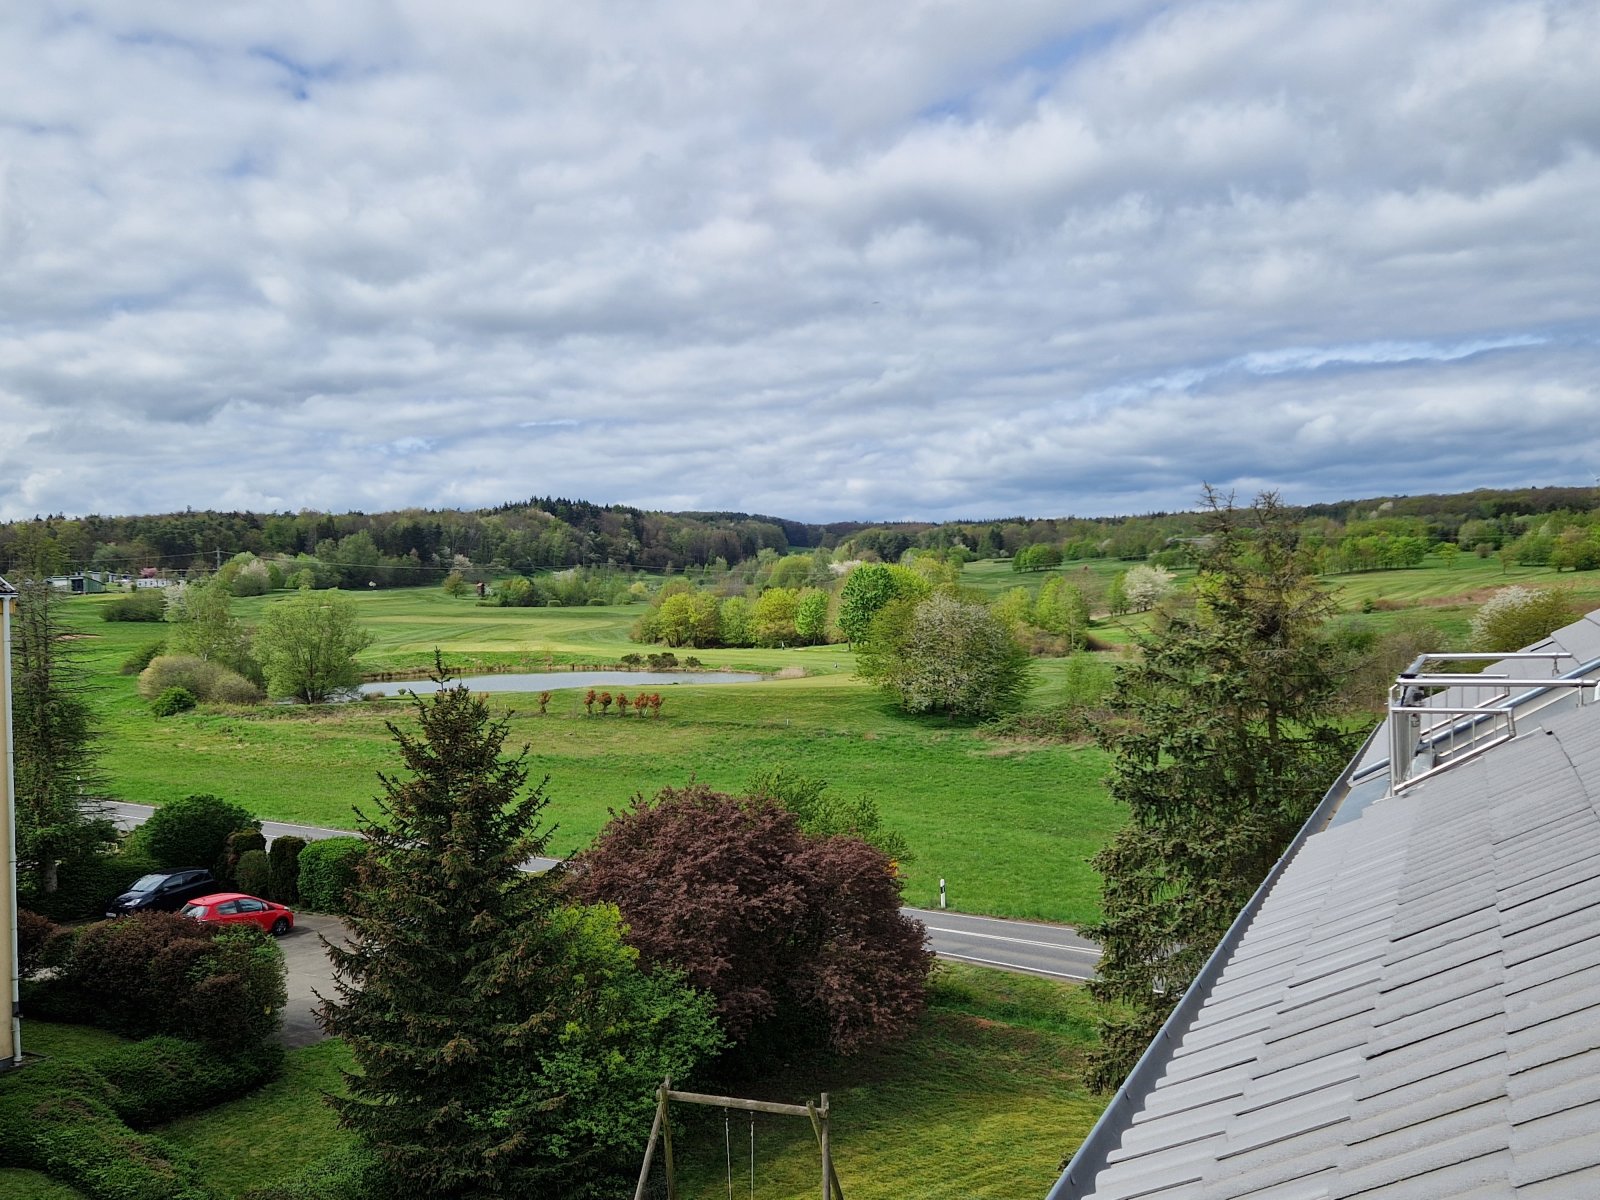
[{"xmin": 1053, "ymin": 610, "xmax": 1600, "ymax": 1199}]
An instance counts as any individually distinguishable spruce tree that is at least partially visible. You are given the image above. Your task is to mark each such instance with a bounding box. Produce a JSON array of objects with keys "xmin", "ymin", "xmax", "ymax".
[
  {"xmin": 322, "ymin": 661, "xmax": 719, "ymax": 1197},
  {"xmin": 1085, "ymin": 491, "xmax": 1358, "ymax": 1090}
]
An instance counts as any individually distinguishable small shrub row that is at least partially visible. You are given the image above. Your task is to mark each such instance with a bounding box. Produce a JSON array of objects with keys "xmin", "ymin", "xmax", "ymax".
[
  {"xmin": 0, "ymin": 1035, "xmax": 283, "ymax": 1200},
  {"xmin": 121, "ymin": 641, "xmax": 167, "ymax": 675},
  {"xmin": 32, "ymin": 912, "xmax": 287, "ymax": 1053},
  {"xmin": 0, "ymin": 1062, "xmax": 212, "ymax": 1200}
]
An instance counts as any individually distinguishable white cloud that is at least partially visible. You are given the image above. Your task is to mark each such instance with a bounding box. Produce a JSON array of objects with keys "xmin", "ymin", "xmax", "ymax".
[{"xmin": 0, "ymin": 0, "xmax": 1596, "ymax": 523}]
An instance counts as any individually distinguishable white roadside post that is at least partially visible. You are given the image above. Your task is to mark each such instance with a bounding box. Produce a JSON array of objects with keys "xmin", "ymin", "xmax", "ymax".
[{"xmin": 939, "ymin": 877, "xmax": 946, "ymax": 910}]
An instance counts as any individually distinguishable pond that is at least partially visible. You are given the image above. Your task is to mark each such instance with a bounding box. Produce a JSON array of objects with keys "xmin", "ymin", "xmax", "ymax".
[{"xmin": 357, "ymin": 670, "xmax": 765, "ymax": 697}]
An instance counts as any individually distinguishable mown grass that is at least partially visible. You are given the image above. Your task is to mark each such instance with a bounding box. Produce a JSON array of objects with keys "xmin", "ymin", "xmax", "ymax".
[
  {"xmin": 160, "ymin": 1039, "xmax": 355, "ymax": 1198},
  {"xmin": 0, "ymin": 1171, "xmax": 86, "ymax": 1200},
  {"xmin": 666, "ymin": 963, "xmax": 1104, "ymax": 1199},
  {"xmin": 142, "ymin": 964, "xmax": 1103, "ymax": 1200}
]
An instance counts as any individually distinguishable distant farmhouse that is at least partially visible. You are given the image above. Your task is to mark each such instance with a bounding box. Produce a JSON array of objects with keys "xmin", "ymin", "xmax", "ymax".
[{"xmin": 1054, "ymin": 608, "xmax": 1600, "ymax": 1198}]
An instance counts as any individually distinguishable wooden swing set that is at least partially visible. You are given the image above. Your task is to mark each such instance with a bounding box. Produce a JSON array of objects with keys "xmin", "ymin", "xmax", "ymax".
[{"xmin": 634, "ymin": 1076, "xmax": 844, "ymax": 1200}]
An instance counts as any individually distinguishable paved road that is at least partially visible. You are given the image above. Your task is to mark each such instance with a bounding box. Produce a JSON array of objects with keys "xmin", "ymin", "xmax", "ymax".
[
  {"xmin": 905, "ymin": 907, "xmax": 1100, "ymax": 982},
  {"xmin": 112, "ymin": 802, "xmax": 1101, "ymax": 987}
]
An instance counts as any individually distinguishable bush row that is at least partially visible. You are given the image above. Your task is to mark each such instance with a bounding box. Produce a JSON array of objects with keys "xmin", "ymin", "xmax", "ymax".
[{"xmin": 0, "ymin": 1035, "xmax": 283, "ymax": 1200}]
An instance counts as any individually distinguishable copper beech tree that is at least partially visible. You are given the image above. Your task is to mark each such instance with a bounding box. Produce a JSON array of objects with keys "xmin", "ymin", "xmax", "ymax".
[{"xmin": 563, "ymin": 784, "xmax": 932, "ymax": 1067}]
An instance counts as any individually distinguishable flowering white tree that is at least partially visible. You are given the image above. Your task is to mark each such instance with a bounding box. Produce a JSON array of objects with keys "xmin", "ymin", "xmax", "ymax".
[
  {"xmin": 1123, "ymin": 564, "xmax": 1175, "ymax": 611},
  {"xmin": 1470, "ymin": 586, "xmax": 1573, "ymax": 652}
]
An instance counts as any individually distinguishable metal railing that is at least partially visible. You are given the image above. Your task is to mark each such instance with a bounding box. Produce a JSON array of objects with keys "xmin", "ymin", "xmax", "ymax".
[{"xmin": 1387, "ymin": 652, "xmax": 1599, "ymax": 793}]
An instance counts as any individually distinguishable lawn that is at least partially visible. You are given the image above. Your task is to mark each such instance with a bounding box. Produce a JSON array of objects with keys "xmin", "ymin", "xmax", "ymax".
[
  {"xmin": 67, "ymin": 591, "xmax": 1119, "ymax": 924},
  {"xmin": 24, "ymin": 962, "xmax": 1103, "ymax": 1200}
]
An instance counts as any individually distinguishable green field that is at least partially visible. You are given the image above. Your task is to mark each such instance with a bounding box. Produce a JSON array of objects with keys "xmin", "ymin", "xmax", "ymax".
[{"xmin": 67, "ymin": 588, "xmax": 1118, "ymax": 924}]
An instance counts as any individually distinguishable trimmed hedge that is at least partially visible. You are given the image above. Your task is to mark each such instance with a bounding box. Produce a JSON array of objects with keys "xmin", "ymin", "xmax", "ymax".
[
  {"xmin": 46, "ymin": 913, "xmax": 286, "ymax": 1052},
  {"xmin": 96, "ymin": 1037, "xmax": 284, "ymax": 1129},
  {"xmin": 18, "ymin": 849, "xmax": 162, "ymax": 922},
  {"xmin": 297, "ymin": 837, "xmax": 367, "ymax": 914},
  {"xmin": 236, "ymin": 849, "xmax": 271, "ymax": 897},
  {"xmin": 17, "ymin": 909, "xmax": 63, "ymax": 978},
  {"xmin": 221, "ymin": 828, "xmax": 268, "ymax": 886},
  {"xmin": 268, "ymin": 836, "xmax": 307, "ymax": 904},
  {"xmin": 0, "ymin": 1061, "xmax": 211, "ymax": 1200},
  {"xmin": 138, "ymin": 794, "xmax": 260, "ymax": 873}
]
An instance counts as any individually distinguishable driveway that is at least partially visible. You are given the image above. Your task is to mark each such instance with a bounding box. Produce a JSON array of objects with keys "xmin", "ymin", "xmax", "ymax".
[{"xmin": 277, "ymin": 911, "xmax": 349, "ymax": 1048}]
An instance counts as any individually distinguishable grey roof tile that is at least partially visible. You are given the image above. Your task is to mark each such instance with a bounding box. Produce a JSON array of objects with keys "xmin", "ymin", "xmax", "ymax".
[{"xmin": 1054, "ymin": 625, "xmax": 1600, "ymax": 1200}]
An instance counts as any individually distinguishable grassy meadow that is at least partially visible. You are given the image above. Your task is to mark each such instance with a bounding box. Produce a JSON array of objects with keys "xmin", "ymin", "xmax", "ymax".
[{"xmin": 67, "ymin": 585, "xmax": 1117, "ymax": 924}]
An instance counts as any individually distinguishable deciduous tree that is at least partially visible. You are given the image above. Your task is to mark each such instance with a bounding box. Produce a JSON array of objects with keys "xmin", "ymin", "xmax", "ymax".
[
  {"xmin": 254, "ymin": 590, "xmax": 373, "ymax": 703},
  {"xmin": 564, "ymin": 784, "xmax": 930, "ymax": 1064},
  {"xmin": 855, "ymin": 593, "xmax": 1033, "ymax": 720}
]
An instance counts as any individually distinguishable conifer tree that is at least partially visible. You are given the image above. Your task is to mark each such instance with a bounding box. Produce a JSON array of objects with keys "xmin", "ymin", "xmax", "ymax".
[
  {"xmin": 12, "ymin": 579, "xmax": 115, "ymax": 894},
  {"xmin": 321, "ymin": 660, "xmax": 718, "ymax": 1197},
  {"xmin": 1085, "ymin": 491, "xmax": 1357, "ymax": 1089}
]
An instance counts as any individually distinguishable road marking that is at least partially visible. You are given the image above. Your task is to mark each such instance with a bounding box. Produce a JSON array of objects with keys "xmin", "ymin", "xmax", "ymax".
[
  {"xmin": 922, "ymin": 925, "xmax": 1103, "ymax": 957},
  {"xmin": 935, "ymin": 952, "xmax": 1095, "ymax": 981},
  {"xmin": 905, "ymin": 908, "xmax": 1089, "ymax": 935}
]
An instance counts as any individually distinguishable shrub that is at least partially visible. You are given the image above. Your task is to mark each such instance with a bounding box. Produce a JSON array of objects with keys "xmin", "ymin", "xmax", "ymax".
[
  {"xmin": 18, "ymin": 908, "xmax": 64, "ymax": 978},
  {"xmin": 137, "ymin": 654, "xmax": 263, "ymax": 705},
  {"xmin": 297, "ymin": 836, "xmax": 367, "ymax": 913},
  {"xmin": 267, "ymin": 836, "xmax": 306, "ymax": 903},
  {"xmin": 235, "ymin": 849, "xmax": 271, "ymax": 897},
  {"xmin": 101, "ymin": 591, "xmax": 168, "ymax": 622},
  {"xmin": 1470, "ymin": 585, "xmax": 1576, "ymax": 653},
  {"xmin": 96, "ymin": 1036, "xmax": 285, "ymax": 1129},
  {"xmin": 18, "ymin": 848, "xmax": 162, "ymax": 922},
  {"xmin": 150, "ymin": 686, "xmax": 198, "ymax": 717},
  {"xmin": 138, "ymin": 793, "xmax": 260, "ymax": 872},
  {"xmin": 121, "ymin": 641, "xmax": 168, "ymax": 676},
  {"xmin": 0, "ymin": 1062, "xmax": 210, "ymax": 1200},
  {"xmin": 565, "ymin": 784, "xmax": 931, "ymax": 1064},
  {"xmin": 220, "ymin": 828, "xmax": 267, "ymax": 885},
  {"xmin": 60, "ymin": 913, "xmax": 287, "ymax": 1051}
]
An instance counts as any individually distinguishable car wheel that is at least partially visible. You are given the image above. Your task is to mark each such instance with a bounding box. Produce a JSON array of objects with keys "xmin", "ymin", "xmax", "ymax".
[{"xmin": 271, "ymin": 918, "xmax": 290, "ymax": 936}]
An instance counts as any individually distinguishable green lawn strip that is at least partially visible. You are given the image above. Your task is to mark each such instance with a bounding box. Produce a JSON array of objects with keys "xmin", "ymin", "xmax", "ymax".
[
  {"xmin": 158, "ymin": 1039, "xmax": 355, "ymax": 1198},
  {"xmin": 669, "ymin": 963, "xmax": 1103, "ymax": 1200},
  {"xmin": 21, "ymin": 1020, "xmax": 131, "ymax": 1062},
  {"xmin": 0, "ymin": 1170, "xmax": 87, "ymax": 1200}
]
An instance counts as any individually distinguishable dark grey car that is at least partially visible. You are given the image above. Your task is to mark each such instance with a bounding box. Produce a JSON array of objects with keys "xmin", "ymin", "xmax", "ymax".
[{"xmin": 106, "ymin": 869, "xmax": 218, "ymax": 916}]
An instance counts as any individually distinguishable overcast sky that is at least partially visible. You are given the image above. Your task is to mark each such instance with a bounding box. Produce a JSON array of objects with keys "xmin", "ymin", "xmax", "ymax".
[{"xmin": 2, "ymin": 1, "xmax": 1597, "ymax": 524}]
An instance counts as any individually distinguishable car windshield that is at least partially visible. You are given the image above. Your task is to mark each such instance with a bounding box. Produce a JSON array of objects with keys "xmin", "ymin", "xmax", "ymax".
[
  {"xmin": 129, "ymin": 874, "xmax": 169, "ymax": 892},
  {"xmin": 181, "ymin": 905, "xmax": 206, "ymax": 918}
]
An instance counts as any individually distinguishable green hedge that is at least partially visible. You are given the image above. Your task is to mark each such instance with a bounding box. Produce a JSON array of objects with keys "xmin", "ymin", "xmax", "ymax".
[
  {"xmin": 297, "ymin": 838, "xmax": 367, "ymax": 914},
  {"xmin": 236, "ymin": 849, "xmax": 271, "ymax": 897},
  {"xmin": 96, "ymin": 1037, "xmax": 284, "ymax": 1129},
  {"xmin": 138, "ymin": 794, "xmax": 260, "ymax": 873},
  {"xmin": 18, "ymin": 850, "xmax": 161, "ymax": 922},
  {"xmin": 268, "ymin": 836, "xmax": 307, "ymax": 904},
  {"xmin": 45, "ymin": 914, "xmax": 286, "ymax": 1052},
  {"xmin": 0, "ymin": 1061, "xmax": 211, "ymax": 1200}
]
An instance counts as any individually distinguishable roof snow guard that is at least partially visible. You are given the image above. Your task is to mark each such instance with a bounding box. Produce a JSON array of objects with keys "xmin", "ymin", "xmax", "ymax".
[{"xmin": 1051, "ymin": 608, "xmax": 1600, "ymax": 1200}]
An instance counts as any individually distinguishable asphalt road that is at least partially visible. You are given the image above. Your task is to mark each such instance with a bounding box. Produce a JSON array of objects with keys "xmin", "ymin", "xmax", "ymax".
[
  {"xmin": 904, "ymin": 907, "xmax": 1101, "ymax": 982},
  {"xmin": 111, "ymin": 802, "xmax": 1102, "ymax": 984}
]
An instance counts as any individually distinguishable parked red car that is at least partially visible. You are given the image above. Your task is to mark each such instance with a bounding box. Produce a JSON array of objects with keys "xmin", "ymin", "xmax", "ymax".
[{"xmin": 181, "ymin": 893, "xmax": 295, "ymax": 936}]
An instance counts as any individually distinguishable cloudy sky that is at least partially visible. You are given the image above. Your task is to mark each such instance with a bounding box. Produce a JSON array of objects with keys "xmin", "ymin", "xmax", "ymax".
[{"xmin": 2, "ymin": 1, "xmax": 1597, "ymax": 523}]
